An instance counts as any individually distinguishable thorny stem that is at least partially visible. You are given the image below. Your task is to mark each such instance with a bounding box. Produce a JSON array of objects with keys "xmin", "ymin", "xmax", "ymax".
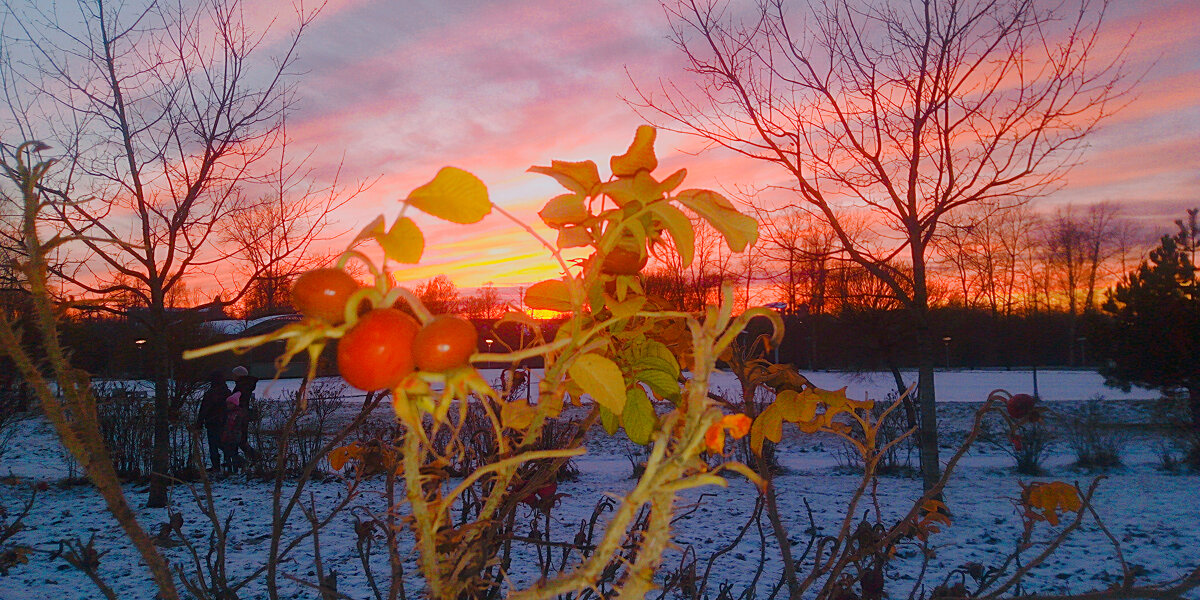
[{"xmin": 0, "ymin": 148, "xmax": 181, "ymax": 599}]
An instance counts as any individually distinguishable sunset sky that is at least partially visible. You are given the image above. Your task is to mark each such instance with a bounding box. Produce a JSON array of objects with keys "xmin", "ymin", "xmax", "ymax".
[{"xmin": 273, "ymin": 0, "xmax": 1199, "ymax": 295}]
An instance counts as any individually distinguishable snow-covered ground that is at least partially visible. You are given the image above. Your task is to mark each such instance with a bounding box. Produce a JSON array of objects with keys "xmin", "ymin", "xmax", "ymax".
[
  {"xmin": 0, "ymin": 371, "xmax": 1193, "ymax": 599},
  {"xmin": 104, "ymin": 367, "xmax": 1152, "ymax": 407}
]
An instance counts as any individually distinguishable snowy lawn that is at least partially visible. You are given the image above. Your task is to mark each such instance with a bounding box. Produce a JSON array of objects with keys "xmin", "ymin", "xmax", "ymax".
[{"xmin": 0, "ymin": 370, "xmax": 1194, "ymax": 599}]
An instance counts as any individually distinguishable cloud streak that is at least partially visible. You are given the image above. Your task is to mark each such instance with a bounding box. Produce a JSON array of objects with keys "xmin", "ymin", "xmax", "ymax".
[{"xmin": 278, "ymin": 0, "xmax": 1200, "ymax": 290}]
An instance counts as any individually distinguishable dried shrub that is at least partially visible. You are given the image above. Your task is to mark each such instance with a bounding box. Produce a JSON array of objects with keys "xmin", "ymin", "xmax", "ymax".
[
  {"xmin": 1064, "ymin": 398, "xmax": 1127, "ymax": 469},
  {"xmin": 985, "ymin": 419, "xmax": 1056, "ymax": 475},
  {"xmin": 94, "ymin": 382, "xmax": 196, "ymax": 479},
  {"xmin": 251, "ymin": 381, "xmax": 346, "ymax": 477},
  {"xmin": 834, "ymin": 391, "xmax": 917, "ymax": 476}
]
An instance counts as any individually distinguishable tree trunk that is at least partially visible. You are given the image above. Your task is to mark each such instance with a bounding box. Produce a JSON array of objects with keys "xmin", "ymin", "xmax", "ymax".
[
  {"xmin": 147, "ymin": 308, "xmax": 171, "ymax": 508},
  {"xmin": 915, "ymin": 323, "xmax": 940, "ymax": 492}
]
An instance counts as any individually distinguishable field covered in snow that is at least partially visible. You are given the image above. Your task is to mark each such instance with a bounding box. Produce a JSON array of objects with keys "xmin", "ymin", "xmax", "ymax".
[{"xmin": 0, "ymin": 370, "xmax": 1194, "ymax": 599}]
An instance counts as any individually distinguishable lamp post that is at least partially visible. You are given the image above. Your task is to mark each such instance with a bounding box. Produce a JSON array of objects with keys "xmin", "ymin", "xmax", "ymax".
[
  {"xmin": 134, "ymin": 339, "xmax": 146, "ymax": 380},
  {"xmin": 942, "ymin": 336, "xmax": 952, "ymax": 370},
  {"xmin": 1077, "ymin": 336, "xmax": 1087, "ymax": 367}
]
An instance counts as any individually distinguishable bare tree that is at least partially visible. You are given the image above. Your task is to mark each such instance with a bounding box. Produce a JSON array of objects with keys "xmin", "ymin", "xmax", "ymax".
[
  {"xmin": 1, "ymin": 0, "xmax": 343, "ymax": 506},
  {"xmin": 646, "ymin": 217, "xmax": 738, "ymax": 311},
  {"xmin": 415, "ymin": 274, "xmax": 462, "ymax": 315},
  {"xmin": 758, "ymin": 209, "xmax": 839, "ymax": 316},
  {"xmin": 462, "ymin": 282, "xmax": 507, "ymax": 320},
  {"xmin": 634, "ymin": 0, "xmax": 1131, "ymax": 490},
  {"xmin": 937, "ymin": 201, "xmax": 1038, "ymax": 318},
  {"xmin": 1042, "ymin": 203, "xmax": 1126, "ymax": 364}
]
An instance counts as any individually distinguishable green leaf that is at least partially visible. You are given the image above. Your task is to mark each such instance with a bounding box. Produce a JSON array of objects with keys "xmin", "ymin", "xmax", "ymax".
[
  {"xmin": 638, "ymin": 340, "xmax": 681, "ymax": 379},
  {"xmin": 611, "ymin": 125, "xmax": 658, "ymax": 177},
  {"xmin": 525, "ymin": 279, "xmax": 573, "ymax": 312},
  {"xmin": 405, "ymin": 167, "xmax": 491, "ymax": 224},
  {"xmin": 568, "ymin": 353, "xmax": 627, "ymax": 415},
  {"xmin": 538, "ymin": 193, "xmax": 590, "ymax": 228},
  {"xmin": 675, "ymin": 189, "xmax": 758, "ymax": 252},
  {"xmin": 623, "ymin": 386, "xmax": 656, "ymax": 445},
  {"xmin": 650, "ymin": 203, "xmax": 694, "ymax": 268},
  {"xmin": 636, "ymin": 366, "xmax": 681, "ymax": 403},
  {"xmin": 599, "ymin": 406, "xmax": 619, "ymax": 435},
  {"xmin": 529, "ymin": 160, "xmax": 601, "ymax": 195}
]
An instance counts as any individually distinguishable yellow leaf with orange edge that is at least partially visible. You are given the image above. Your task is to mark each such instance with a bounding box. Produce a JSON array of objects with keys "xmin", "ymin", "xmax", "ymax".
[
  {"xmin": 529, "ymin": 160, "xmax": 601, "ymax": 196},
  {"xmin": 525, "ymin": 279, "xmax": 573, "ymax": 312},
  {"xmin": 1025, "ymin": 481, "xmax": 1082, "ymax": 526},
  {"xmin": 611, "ymin": 125, "xmax": 658, "ymax": 176},
  {"xmin": 405, "ymin": 167, "xmax": 490, "ymax": 224},
  {"xmin": 706, "ymin": 413, "xmax": 752, "ymax": 454},
  {"xmin": 538, "ymin": 193, "xmax": 590, "ymax": 228}
]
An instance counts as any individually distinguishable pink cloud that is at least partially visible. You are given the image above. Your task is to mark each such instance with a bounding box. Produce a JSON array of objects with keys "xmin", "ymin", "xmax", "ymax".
[{"xmin": 273, "ymin": 0, "xmax": 1200, "ymax": 291}]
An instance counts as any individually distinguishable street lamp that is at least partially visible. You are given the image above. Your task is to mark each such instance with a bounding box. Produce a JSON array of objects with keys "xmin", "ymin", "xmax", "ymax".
[{"xmin": 942, "ymin": 336, "xmax": 952, "ymax": 370}]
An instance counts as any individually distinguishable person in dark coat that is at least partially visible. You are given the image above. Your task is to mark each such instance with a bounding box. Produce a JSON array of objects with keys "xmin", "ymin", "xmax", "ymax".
[{"xmin": 197, "ymin": 370, "xmax": 230, "ymax": 471}]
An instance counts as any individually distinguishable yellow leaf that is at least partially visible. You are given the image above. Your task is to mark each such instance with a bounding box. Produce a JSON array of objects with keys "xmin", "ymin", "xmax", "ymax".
[
  {"xmin": 379, "ymin": 216, "xmax": 423, "ymax": 264},
  {"xmin": 623, "ymin": 386, "xmax": 656, "ymax": 445},
  {"xmin": 497, "ymin": 310, "xmax": 540, "ymax": 330},
  {"xmin": 557, "ymin": 226, "xmax": 592, "ymax": 249},
  {"xmin": 650, "ymin": 203, "xmax": 694, "ymax": 268},
  {"xmin": 1025, "ymin": 481, "xmax": 1082, "ymax": 526},
  {"xmin": 608, "ymin": 296, "xmax": 646, "ymax": 320},
  {"xmin": 525, "ymin": 279, "xmax": 573, "ymax": 312},
  {"xmin": 610, "ymin": 125, "xmax": 658, "ymax": 176},
  {"xmin": 749, "ymin": 402, "xmax": 784, "ymax": 455},
  {"xmin": 538, "ymin": 193, "xmax": 590, "ymax": 228},
  {"xmin": 501, "ymin": 399, "xmax": 536, "ymax": 430},
  {"xmin": 601, "ymin": 170, "xmax": 664, "ymax": 207},
  {"xmin": 529, "ymin": 160, "xmax": 601, "ymax": 195},
  {"xmin": 675, "ymin": 189, "xmax": 758, "ymax": 252},
  {"xmin": 352, "ymin": 214, "xmax": 424, "ymax": 262},
  {"xmin": 706, "ymin": 413, "xmax": 752, "ymax": 455},
  {"xmin": 723, "ymin": 413, "xmax": 752, "ymax": 439},
  {"xmin": 568, "ymin": 353, "xmax": 627, "ymax": 415},
  {"xmin": 328, "ymin": 444, "xmax": 359, "ymax": 471},
  {"xmin": 659, "ymin": 168, "xmax": 687, "ymax": 194},
  {"xmin": 405, "ymin": 167, "xmax": 491, "ymax": 224},
  {"xmin": 352, "ymin": 215, "xmax": 387, "ymax": 246}
]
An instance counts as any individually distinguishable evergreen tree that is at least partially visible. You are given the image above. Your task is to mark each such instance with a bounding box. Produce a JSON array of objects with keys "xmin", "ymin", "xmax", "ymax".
[{"xmin": 1093, "ymin": 210, "xmax": 1200, "ymax": 434}]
